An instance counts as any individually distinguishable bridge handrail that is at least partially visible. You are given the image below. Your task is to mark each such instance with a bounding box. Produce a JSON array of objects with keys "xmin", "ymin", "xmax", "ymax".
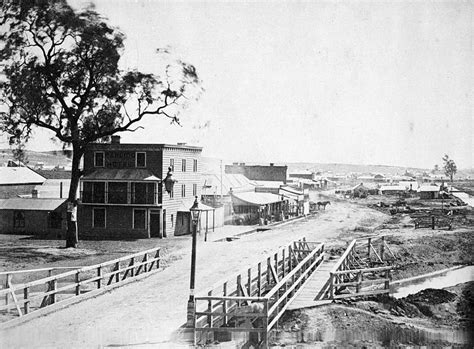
[
  {"xmin": 265, "ymin": 243, "xmax": 324, "ymax": 299},
  {"xmin": 331, "ymin": 239, "xmax": 356, "ymax": 273},
  {"xmin": 332, "ymin": 265, "xmax": 393, "ymax": 275}
]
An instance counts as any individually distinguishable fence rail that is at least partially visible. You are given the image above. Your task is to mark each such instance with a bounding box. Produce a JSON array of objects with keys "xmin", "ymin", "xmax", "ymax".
[
  {"xmin": 193, "ymin": 239, "xmax": 325, "ymax": 347},
  {"xmin": 0, "ymin": 247, "xmax": 161, "ymax": 319},
  {"xmin": 328, "ymin": 237, "xmax": 395, "ymax": 300}
]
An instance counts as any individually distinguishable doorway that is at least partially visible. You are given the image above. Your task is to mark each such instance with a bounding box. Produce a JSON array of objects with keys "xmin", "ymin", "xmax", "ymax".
[{"xmin": 149, "ymin": 211, "xmax": 162, "ymax": 238}]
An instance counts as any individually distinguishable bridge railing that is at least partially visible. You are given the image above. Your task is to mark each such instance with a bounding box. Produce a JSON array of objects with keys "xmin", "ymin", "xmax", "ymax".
[
  {"xmin": 193, "ymin": 239, "xmax": 325, "ymax": 347},
  {"xmin": 0, "ymin": 247, "xmax": 161, "ymax": 319},
  {"xmin": 329, "ymin": 238, "xmax": 394, "ymax": 300}
]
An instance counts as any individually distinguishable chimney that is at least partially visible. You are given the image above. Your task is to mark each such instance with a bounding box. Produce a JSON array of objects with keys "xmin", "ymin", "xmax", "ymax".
[
  {"xmin": 32, "ymin": 189, "xmax": 38, "ymax": 198},
  {"xmin": 111, "ymin": 135, "xmax": 121, "ymax": 144},
  {"xmin": 270, "ymin": 163, "xmax": 274, "ymax": 166},
  {"xmin": 177, "ymin": 142, "xmax": 187, "ymax": 146}
]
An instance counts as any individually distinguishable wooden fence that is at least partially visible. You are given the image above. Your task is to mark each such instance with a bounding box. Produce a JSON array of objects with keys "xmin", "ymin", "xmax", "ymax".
[
  {"xmin": 193, "ymin": 239, "xmax": 325, "ymax": 347},
  {"xmin": 328, "ymin": 238, "xmax": 395, "ymax": 300},
  {"xmin": 0, "ymin": 247, "xmax": 161, "ymax": 320}
]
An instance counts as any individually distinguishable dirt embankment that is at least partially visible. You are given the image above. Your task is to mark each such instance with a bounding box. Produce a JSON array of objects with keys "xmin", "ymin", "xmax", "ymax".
[{"xmin": 276, "ymin": 212, "xmax": 474, "ymax": 348}]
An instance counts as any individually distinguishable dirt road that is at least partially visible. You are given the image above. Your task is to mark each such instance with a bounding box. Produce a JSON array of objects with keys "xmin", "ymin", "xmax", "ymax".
[{"xmin": 0, "ymin": 198, "xmax": 386, "ymax": 348}]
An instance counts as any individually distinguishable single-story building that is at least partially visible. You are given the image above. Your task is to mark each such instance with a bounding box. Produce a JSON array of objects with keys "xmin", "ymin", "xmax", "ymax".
[
  {"xmin": 230, "ymin": 191, "xmax": 287, "ymax": 225},
  {"xmin": 0, "ymin": 198, "xmax": 67, "ymax": 237},
  {"xmin": 351, "ymin": 183, "xmax": 370, "ymax": 198},
  {"xmin": 175, "ymin": 199, "xmax": 216, "ymax": 236},
  {"xmin": 379, "ymin": 185, "xmax": 407, "ymax": 196},
  {"xmin": 418, "ymin": 185, "xmax": 440, "ymax": 199}
]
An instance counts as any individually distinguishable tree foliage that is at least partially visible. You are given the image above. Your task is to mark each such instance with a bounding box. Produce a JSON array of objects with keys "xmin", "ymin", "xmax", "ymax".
[
  {"xmin": 0, "ymin": 0, "xmax": 202, "ymax": 247},
  {"xmin": 442, "ymin": 154, "xmax": 457, "ymax": 182}
]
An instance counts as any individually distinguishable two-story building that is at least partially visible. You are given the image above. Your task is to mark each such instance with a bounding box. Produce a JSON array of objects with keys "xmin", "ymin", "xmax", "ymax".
[{"xmin": 79, "ymin": 137, "xmax": 202, "ymax": 239}]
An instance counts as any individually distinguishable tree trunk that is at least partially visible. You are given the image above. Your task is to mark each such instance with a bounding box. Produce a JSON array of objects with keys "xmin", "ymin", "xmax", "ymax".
[{"xmin": 65, "ymin": 146, "xmax": 83, "ymax": 248}]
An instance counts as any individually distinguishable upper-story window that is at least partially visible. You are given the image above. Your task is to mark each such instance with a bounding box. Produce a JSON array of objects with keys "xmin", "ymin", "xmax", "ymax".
[
  {"xmin": 193, "ymin": 159, "xmax": 198, "ymax": 172},
  {"xmin": 94, "ymin": 152, "xmax": 105, "ymax": 167},
  {"xmin": 169, "ymin": 159, "xmax": 174, "ymax": 171},
  {"xmin": 182, "ymin": 159, "xmax": 186, "ymax": 172},
  {"xmin": 193, "ymin": 183, "xmax": 197, "ymax": 196},
  {"xmin": 136, "ymin": 152, "xmax": 146, "ymax": 168},
  {"xmin": 181, "ymin": 184, "xmax": 186, "ymax": 198}
]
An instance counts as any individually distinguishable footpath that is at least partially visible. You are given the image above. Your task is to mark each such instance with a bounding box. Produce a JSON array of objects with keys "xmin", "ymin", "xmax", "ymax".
[{"xmin": 0, "ymin": 201, "xmax": 387, "ymax": 348}]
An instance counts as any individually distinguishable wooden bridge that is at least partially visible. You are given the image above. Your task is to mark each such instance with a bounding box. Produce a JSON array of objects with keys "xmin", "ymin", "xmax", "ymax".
[
  {"xmin": 290, "ymin": 236, "xmax": 396, "ymax": 309},
  {"xmin": 190, "ymin": 237, "xmax": 396, "ymax": 348}
]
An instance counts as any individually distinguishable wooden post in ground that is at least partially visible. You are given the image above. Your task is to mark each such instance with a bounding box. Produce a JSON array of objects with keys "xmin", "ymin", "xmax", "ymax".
[
  {"xmin": 431, "ymin": 216, "xmax": 435, "ymax": 229},
  {"xmin": 380, "ymin": 236, "xmax": 385, "ymax": 262},
  {"xmin": 262, "ymin": 299, "xmax": 269, "ymax": 349},
  {"xmin": 5, "ymin": 273, "xmax": 11, "ymax": 313},
  {"xmin": 51, "ymin": 279, "xmax": 57, "ymax": 304},
  {"xmin": 282, "ymin": 249, "xmax": 286, "ymax": 277},
  {"xmin": 23, "ymin": 287, "xmax": 29, "ymax": 314},
  {"xmin": 97, "ymin": 266, "xmax": 102, "ymax": 289},
  {"xmin": 257, "ymin": 263, "xmax": 262, "ymax": 296},
  {"xmin": 75, "ymin": 271, "xmax": 80, "ymax": 295},
  {"xmin": 367, "ymin": 238, "xmax": 371, "ymax": 260},
  {"xmin": 223, "ymin": 282, "xmax": 228, "ymax": 325},
  {"xmin": 247, "ymin": 268, "xmax": 252, "ymax": 296},
  {"xmin": 330, "ymin": 273, "xmax": 334, "ymax": 300}
]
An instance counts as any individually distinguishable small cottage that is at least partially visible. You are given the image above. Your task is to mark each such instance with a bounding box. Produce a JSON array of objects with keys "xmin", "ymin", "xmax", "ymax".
[{"xmin": 0, "ymin": 198, "xmax": 67, "ymax": 237}]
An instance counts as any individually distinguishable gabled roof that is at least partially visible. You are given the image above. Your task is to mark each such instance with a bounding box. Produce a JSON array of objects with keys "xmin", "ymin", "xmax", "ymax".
[
  {"xmin": 0, "ymin": 167, "xmax": 46, "ymax": 186},
  {"xmin": 82, "ymin": 169, "xmax": 161, "ymax": 181},
  {"xmin": 0, "ymin": 198, "xmax": 66, "ymax": 210}
]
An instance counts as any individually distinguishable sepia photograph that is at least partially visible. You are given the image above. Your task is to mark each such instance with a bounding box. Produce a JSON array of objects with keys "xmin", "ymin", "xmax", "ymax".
[{"xmin": 0, "ymin": 0, "xmax": 472, "ymax": 347}]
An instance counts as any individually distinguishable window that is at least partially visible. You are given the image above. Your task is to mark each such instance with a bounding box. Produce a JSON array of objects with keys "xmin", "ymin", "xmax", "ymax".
[
  {"xmin": 108, "ymin": 182, "xmax": 128, "ymax": 204},
  {"xmin": 193, "ymin": 159, "xmax": 198, "ymax": 172},
  {"xmin": 169, "ymin": 186, "xmax": 174, "ymax": 198},
  {"xmin": 131, "ymin": 182, "xmax": 156, "ymax": 204},
  {"xmin": 169, "ymin": 159, "xmax": 174, "ymax": 171},
  {"xmin": 82, "ymin": 182, "xmax": 105, "ymax": 203},
  {"xmin": 182, "ymin": 159, "xmax": 186, "ymax": 172},
  {"xmin": 94, "ymin": 152, "xmax": 105, "ymax": 167},
  {"xmin": 93, "ymin": 182, "xmax": 106, "ymax": 203},
  {"xmin": 13, "ymin": 211, "xmax": 25, "ymax": 228},
  {"xmin": 193, "ymin": 183, "xmax": 197, "ymax": 196},
  {"xmin": 181, "ymin": 184, "xmax": 186, "ymax": 197},
  {"xmin": 133, "ymin": 209, "xmax": 146, "ymax": 229},
  {"xmin": 49, "ymin": 212, "xmax": 62, "ymax": 229},
  {"xmin": 92, "ymin": 208, "xmax": 106, "ymax": 228},
  {"xmin": 136, "ymin": 152, "xmax": 146, "ymax": 168}
]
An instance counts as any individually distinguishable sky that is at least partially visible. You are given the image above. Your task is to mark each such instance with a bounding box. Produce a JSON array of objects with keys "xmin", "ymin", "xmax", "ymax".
[{"xmin": 3, "ymin": 0, "xmax": 473, "ymax": 169}]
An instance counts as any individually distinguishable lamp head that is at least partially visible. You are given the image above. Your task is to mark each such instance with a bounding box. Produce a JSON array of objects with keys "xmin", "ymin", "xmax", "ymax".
[{"xmin": 190, "ymin": 196, "xmax": 201, "ymax": 223}]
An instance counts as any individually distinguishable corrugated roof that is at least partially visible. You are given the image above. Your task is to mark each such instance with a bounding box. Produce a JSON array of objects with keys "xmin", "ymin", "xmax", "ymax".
[
  {"xmin": 0, "ymin": 198, "xmax": 66, "ymax": 210},
  {"xmin": 82, "ymin": 169, "xmax": 161, "ymax": 181},
  {"xmin": 231, "ymin": 191, "xmax": 282, "ymax": 206},
  {"xmin": 0, "ymin": 167, "xmax": 46, "ymax": 185}
]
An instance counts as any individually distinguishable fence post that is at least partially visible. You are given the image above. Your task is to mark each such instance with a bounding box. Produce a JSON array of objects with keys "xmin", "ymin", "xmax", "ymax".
[
  {"xmin": 385, "ymin": 269, "xmax": 391, "ymax": 290},
  {"xmin": 266, "ymin": 257, "xmax": 271, "ymax": 287},
  {"xmin": 51, "ymin": 279, "xmax": 57, "ymax": 304},
  {"xmin": 381, "ymin": 236, "xmax": 385, "ymax": 262},
  {"xmin": 431, "ymin": 216, "xmax": 435, "ymax": 229},
  {"xmin": 143, "ymin": 253, "xmax": 148, "ymax": 273},
  {"xmin": 75, "ymin": 271, "xmax": 80, "ymax": 295},
  {"xmin": 257, "ymin": 263, "xmax": 262, "ymax": 296},
  {"xmin": 223, "ymin": 282, "xmax": 228, "ymax": 325},
  {"xmin": 367, "ymin": 238, "xmax": 371, "ymax": 259},
  {"xmin": 115, "ymin": 262, "xmax": 120, "ymax": 282},
  {"xmin": 156, "ymin": 249, "xmax": 161, "ymax": 269},
  {"xmin": 207, "ymin": 290, "xmax": 212, "ymax": 329},
  {"xmin": 356, "ymin": 271, "xmax": 362, "ymax": 293},
  {"xmin": 288, "ymin": 245, "xmax": 293, "ymax": 271},
  {"xmin": 130, "ymin": 257, "xmax": 135, "ymax": 277},
  {"xmin": 262, "ymin": 298, "xmax": 269, "ymax": 349},
  {"xmin": 274, "ymin": 253, "xmax": 278, "ymax": 279},
  {"xmin": 5, "ymin": 273, "xmax": 11, "ymax": 313},
  {"xmin": 329, "ymin": 273, "xmax": 334, "ymax": 300},
  {"xmin": 237, "ymin": 274, "xmax": 242, "ymax": 307},
  {"xmin": 23, "ymin": 287, "xmax": 29, "ymax": 314},
  {"xmin": 247, "ymin": 268, "xmax": 252, "ymax": 296}
]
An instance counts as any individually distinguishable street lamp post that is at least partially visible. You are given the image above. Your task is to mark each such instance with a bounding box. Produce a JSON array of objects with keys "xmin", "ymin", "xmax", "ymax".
[{"xmin": 187, "ymin": 196, "xmax": 201, "ymax": 327}]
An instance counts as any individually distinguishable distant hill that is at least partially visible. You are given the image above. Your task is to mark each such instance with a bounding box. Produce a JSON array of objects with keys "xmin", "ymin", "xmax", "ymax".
[{"xmin": 0, "ymin": 149, "xmax": 72, "ymax": 168}]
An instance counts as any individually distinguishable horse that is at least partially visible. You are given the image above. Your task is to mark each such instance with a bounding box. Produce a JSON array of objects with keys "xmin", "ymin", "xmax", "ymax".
[{"xmin": 317, "ymin": 201, "xmax": 331, "ymax": 210}]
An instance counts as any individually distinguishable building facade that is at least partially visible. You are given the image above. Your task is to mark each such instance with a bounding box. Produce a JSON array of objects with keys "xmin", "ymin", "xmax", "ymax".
[
  {"xmin": 79, "ymin": 140, "xmax": 202, "ymax": 239},
  {"xmin": 225, "ymin": 163, "xmax": 287, "ymax": 183}
]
